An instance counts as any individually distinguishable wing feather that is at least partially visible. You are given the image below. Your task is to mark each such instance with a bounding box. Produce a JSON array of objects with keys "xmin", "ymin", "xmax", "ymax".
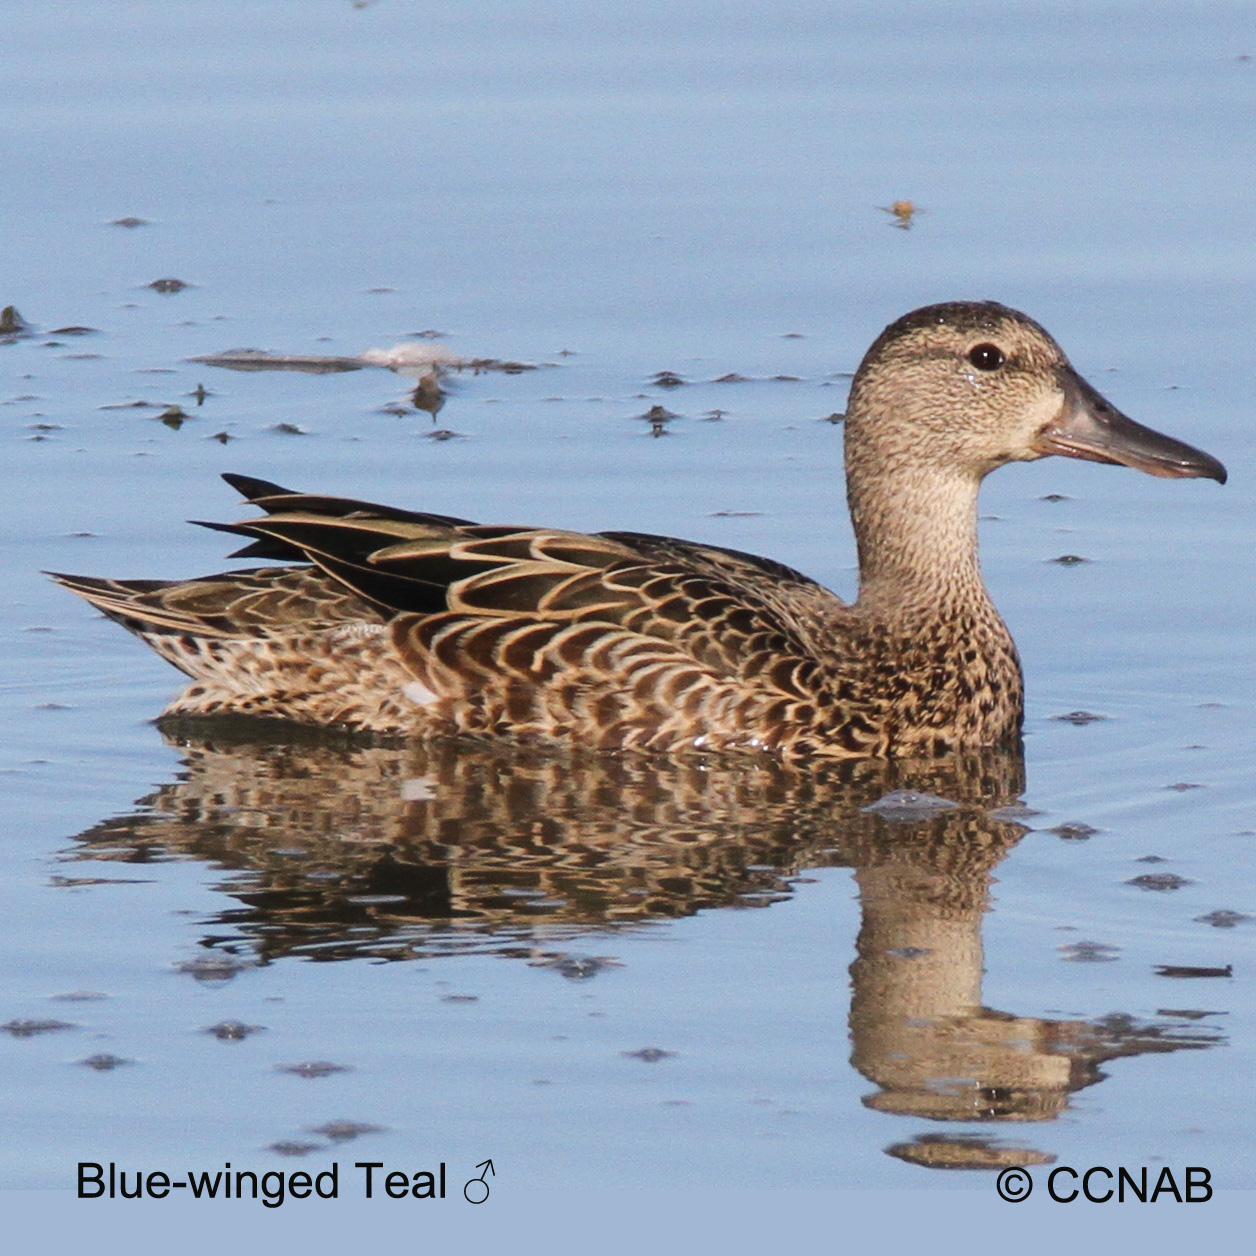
[{"xmin": 55, "ymin": 478, "xmax": 854, "ymax": 749}]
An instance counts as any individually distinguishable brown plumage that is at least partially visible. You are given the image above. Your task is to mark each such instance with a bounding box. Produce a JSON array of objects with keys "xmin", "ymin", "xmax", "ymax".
[{"xmin": 51, "ymin": 302, "xmax": 1225, "ymax": 759}]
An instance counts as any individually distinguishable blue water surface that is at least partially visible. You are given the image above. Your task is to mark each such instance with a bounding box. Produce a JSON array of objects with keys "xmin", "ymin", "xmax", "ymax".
[{"xmin": 2, "ymin": 0, "xmax": 1253, "ymax": 1223}]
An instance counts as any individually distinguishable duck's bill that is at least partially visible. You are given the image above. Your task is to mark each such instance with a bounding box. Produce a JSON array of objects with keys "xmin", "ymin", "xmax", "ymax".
[{"xmin": 1034, "ymin": 369, "xmax": 1227, "ymax": 484}]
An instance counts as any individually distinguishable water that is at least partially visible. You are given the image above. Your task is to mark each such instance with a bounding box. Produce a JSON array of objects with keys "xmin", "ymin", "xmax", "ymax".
[{"xmin": 2, "ymin": 0, "xmax": 1254, "ymax": 1208}]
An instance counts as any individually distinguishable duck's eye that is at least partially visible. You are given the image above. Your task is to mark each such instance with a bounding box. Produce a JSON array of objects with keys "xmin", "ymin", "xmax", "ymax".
[{"xmin": 968, "ymin": 343, "xmax": 1005, "ymax": 371}]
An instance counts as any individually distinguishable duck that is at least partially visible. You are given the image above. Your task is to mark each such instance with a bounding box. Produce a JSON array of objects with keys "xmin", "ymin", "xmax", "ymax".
[{"xmin": 51, "ymin": 301, "xmax": 1225, "ymax": 760}]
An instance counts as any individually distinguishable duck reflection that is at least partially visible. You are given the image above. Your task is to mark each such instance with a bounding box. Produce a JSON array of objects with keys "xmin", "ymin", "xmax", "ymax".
[{"xmin": 64, "ymin": 722, "xmax": 1219, "ymax": 1169}]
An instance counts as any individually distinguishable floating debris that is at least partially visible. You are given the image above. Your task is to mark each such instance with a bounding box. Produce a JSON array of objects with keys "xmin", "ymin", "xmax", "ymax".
[
  {"xmin": 190, "ymin": 345, "xmax": 539, "ymax": 376},
  {"xmin": 269, "ymin": 422, "xmax": 307, "ymax": 436},
  {"xmin": 276, "ymin": 1061, "xmax": 352, "ymax": 1078},
  {"xmin": 411, "ymin": 371, "xmax": 445, "ymax": 415},
  {"xmin": 148, "ymin": 278, "xmax": 190, "ymax": 293},
  {"xmin": 1049, "ymin": 554, "xmax": 1090, "ymax": 565},
  {"xmin": 175, "ymin": 955, "xmax": 252, "ymax": 982},
  {"xmin": 1049, "ymin": 822, "xmax": 1099, "ymax": 840},
  {"xmin": 205, "ymin": 1020, "xmax": 265, "ymax": 1041},
  {"xmin": 861, "ymin": 790, "xmax": 959, "ymax": 821},
  {"xmin": 1166, "ymin": 782, "xmax": 1206, "ymax": 792},
  {"xmin": 110, "ymin": 217, "xmax": 148, "ymax": 228},
  {"xmin": 712, "ymin": 372, "xmax": 750, "ymax": 383},
  {"xmin": 878, "ymin": 199, "xmax": 924, "ymax": 229},
  {"xmin": 424, "ymin": 428, "xmax": 464, "ymax": 442},
  {"xmin": 79, "ymin": 1053, "xmax": 131, "ymax": 1071},
  {"xmin": 191, "ymin": 349, "xmax": 364, "ymax": 374},
  {"xmin": 1127, "ymin": 873, "xmax": 1192, "ymax": 891},
  {"xmin": 651, "ymin": 370, "xmax": 686, "ymax": 388},
  {"xmin": 1195, "ymin": 910, "xmax": 1252, "ymax": 928},
  {"xmin": 528, "ymin": 953, "xmax": 622, "ymax": 980},
  {"xmin": 1053, "ymin": 710, "xmax": 1107, "ymax": 725},
  {"xmin": 2, "ymin": 1019, "xmax": 75, "ymax": 1037},
  {"xmin": 1155, "ymin": 964, "xmax": 1233, "ymax": 979},
  {"xmin": 709, "ymin": 510, "xmax": 763, "ymax": 518},
  {"xmin": 309, "ymin": 1121, "xmax": 385, "ymax": 1142},
  {"xmin": 623, "ymin": 1047, "xmax": 676, "ymax": 1063},
  {"xmin": 820, "ymin": 412, "xmax": 845, "ymax": 424},
  {"xmin": 360, "ymin": 344, "xmax": 462, "ymax": 371},
  {"xmin": 463, "ymin": 357, "xmax": 538, "ymax": 374},
  {"xmin": 702, "ymin": 409, "xmax": 727, "ymax": 421},
  {"xmin": 1039, "ymin": 493, "xmax": 1072, "ymax": 502},
  {"xmin": 157, "ymin": 406, "xmax": 190, "ymax": 430},
  {"xmin": 635, "ymin": 404, "xmax": 677, "ymax": 437},
  {"xmin": 0, "ymin": 305, "xmax": 31, "ymax": 337},
  {"xmin": 637, "ymin": 404, "xmax": 678, "ymax": 422},
  {"xmin": 268, "ymin": 1141, "xmax": 324, "ymax": 1157},
  {"xmin": 1060, "ymin": 940, "xmax": 1121, "ymax": 962}
]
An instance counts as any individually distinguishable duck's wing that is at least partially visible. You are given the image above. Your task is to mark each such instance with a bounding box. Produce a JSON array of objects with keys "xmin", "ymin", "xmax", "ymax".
[
  {"xmin": 54, "ymin": 476, "xmax": 853, "ymax": 750},
  {"xmin": 217, "ymin": 474, "xmax": 845, "ymax": 626},
  {"xmin": 597, "ymin": 531, "xmax": 847, "ymax": 648},
  {"xmin": 209, "ymin": 478, "xmax": 839, "ymax": 672},
  {"xmin": 207, "ymin": 478, "xmax": 856, "ymax": 746}
]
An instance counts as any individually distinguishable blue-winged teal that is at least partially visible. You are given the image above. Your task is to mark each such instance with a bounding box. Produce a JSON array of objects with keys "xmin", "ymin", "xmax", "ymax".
[{"xmin": 53, "ymin": 302, "xmax": 1225, "ymax": 758}]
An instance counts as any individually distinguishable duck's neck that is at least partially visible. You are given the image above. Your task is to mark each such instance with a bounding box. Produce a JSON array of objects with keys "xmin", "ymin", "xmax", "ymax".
[{"xmin": 846, "ymin": 452, "xmax": 991, "ymax": 617}]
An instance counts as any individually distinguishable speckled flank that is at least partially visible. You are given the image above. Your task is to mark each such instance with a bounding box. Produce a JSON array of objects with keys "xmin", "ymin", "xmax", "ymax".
[{"xmin": 50, "ymin": 302, "xmax": 1223, "ymax": 760}]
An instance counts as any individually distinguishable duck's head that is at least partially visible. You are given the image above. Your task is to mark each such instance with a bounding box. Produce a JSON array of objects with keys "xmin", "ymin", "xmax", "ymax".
[{"xmin": 847, "ymin": 301, "xmax": 1226, "ymax": 485}]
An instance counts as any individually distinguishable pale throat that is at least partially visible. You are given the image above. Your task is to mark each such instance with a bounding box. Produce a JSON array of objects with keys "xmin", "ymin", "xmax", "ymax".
[{"xmin": 846, "ymin": 458, "xmax": 992, "ymax": 612}]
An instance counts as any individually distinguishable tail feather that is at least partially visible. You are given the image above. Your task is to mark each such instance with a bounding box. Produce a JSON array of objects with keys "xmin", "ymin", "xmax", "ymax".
[
  {"xmin": 221, "ymin": 472, "xmax": 295, "ymax": 502},
  {"xmin": 45, "ymin": 571, "xmax": 235, "ymax": 637}
]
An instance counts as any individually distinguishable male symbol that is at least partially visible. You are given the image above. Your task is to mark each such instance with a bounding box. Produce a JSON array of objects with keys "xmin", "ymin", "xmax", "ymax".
[{"xmin": 464, "ymin": 1159, "xmax": 495, "ymax": 1204}]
